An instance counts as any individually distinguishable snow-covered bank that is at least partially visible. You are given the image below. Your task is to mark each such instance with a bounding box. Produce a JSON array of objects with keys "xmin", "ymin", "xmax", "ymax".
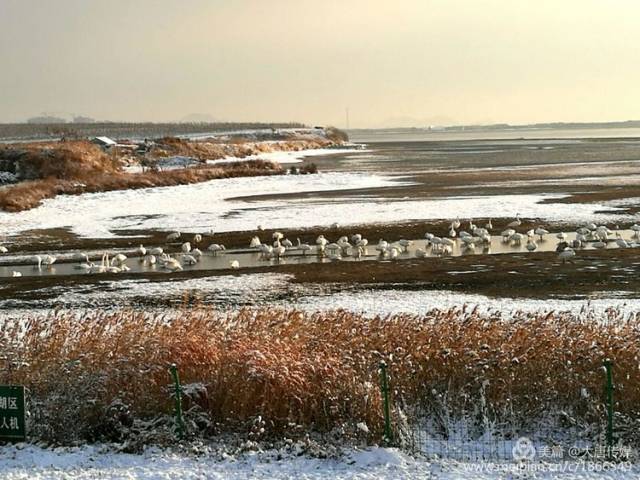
[
  {"xmin": 1, "ymin": 444, "xmax": 637, "ymax": 480},
  {"xmin": 0, "ymin": 169, "xmax": 635, "ymax": 239},
  {"xmin": 122, "ymin": 147, "xmax": 367, "ymax": 173}
]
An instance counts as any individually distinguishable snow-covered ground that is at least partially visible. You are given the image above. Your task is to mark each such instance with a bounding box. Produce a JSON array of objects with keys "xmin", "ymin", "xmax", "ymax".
[
  {"xmin": 1, "ymin": 444, "xmax": 637, "ymax": 480},
  {"xmin": 206, "ymin": 147, "xmax": 369, "ymax": 166},
  {"xmin": 123, "ymin": 148, "xmax": 367, "ymax": 173},
  {"xmin": 0, "ymin": 170, "xmax": 635, "ymax": 239},
  {"xmin": 294, "ymin": 288, "xmax": 640, "ymax": 318}
]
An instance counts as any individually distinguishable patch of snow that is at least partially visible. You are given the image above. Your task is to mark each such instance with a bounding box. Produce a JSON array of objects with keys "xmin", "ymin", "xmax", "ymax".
[
  {"xmin": 206, "ymin": 147, "xmax": 370, "ymax": 166},
  {"xmin": 0, "ymin": 167, "xmax": 635, "ymax": 239},
  {"xmin": 291, "ymin": 289, "xmax": 640, "ymax": 318},
  {"xmin": 0, "ymin": 171, "xmax": 18, "ymax": 184},
  {"xmin": 0, "ymin": 172, "xmax": 407, "ymax": 238},
  {"xmin": 0, "ymin": 444, "xmax": 638, "ymax": 479}
]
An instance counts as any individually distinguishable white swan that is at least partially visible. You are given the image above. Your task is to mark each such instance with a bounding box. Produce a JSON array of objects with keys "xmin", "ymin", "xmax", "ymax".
[
  {"xmin": 501, "ymin": 229, "xmax": 515, "ymax": 242},
  {"xmin": 182, "ymin": 254, "xmax": 198, "ymax": 265},
  {"xmin": 143, "ymin": 254, "xmax": 157, "ymax": 266},
  {"xmin": 74, "ymin": 262, "xmax": 93, "ymax": 271},
  {"xmin": 510, "ymin": 232, "xmax": 525, "ymax": 245},
  {"xmin": 558, "ymin": 247, "xmax": 576, "ymax": 263},
  {"xmin": 42, "ymin": 255, "xmax": 57, "ymax": 268},
  {"xmin": 208, "ymin": 244, "xmax": 225, "ymax": 256},
  {"xmin": 0, "ymin": 246, "xmax": 8, "ymax": 254},
  {"xmin": 297, "ymin": 238, "xmax": 312, "ymax": 255},
  {"xmin": 316, "ymin": 235, "xmax": 328, "ymax": 247},
  {"xmin": 442, "ymin": 238, "xmax": 455, "ymax": 247},
  {"xmin": 230, "ymin": 260, "xmax": 240, "ymax": 269},
  {"xmin": 506, "ymin": 214, "xmax": 521, "ymax": 228},
  {"xmin": 375, "ymin": 240, "xmax": 388, "ymax": 256},
  {"xmin": 73, "ymin": 252, "xmax": 90, "ymax": 264},
  {"xmin": 260, "ymin": 244, "xmax": 274, "ymax": 260},
  {"xmin": 112, "ymin": 253, "xmax": 127, "ymax": 266},
  {"xmin": 163, "ymin": 256, "xmax": 183, "ymax": 272},
  {"xmin": 166, "ymin": 231, "xmax": 181, "ymax": 242},
  {"xmin": 615, "ymin": 233, "xmax": 630, "ymax": 248},
  {"xmin": 181, "ymin": 242, "xmax": 192, "ymax": 253},
  {"xmin": 11, "ymin": 271, "xmax": 22, "ymax": 277},
  {"xmin": 534, "ymin": 227, "xmax": 549, "ymax": 241},
  {"xmin": 274, "ymin": 244, "xmax": 286, "ymax": 260},
  {"xmin": 397, "ymin": 239, "xmax": 412, "ymax": 252},
  {"xmin": 249, "ymin": 236, "xmax": 262, "ymax": 248}
]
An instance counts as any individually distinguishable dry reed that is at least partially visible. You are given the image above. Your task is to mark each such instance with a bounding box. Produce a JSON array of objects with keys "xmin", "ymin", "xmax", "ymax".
[{"xmin": 1, "ymin": 307, "xmax": 639, "ymax": 445}]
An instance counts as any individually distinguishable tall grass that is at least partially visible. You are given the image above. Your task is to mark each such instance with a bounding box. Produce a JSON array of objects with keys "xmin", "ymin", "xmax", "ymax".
[{"xmin": 1, "ymin": 307, "xmax": 639, "ymax": 445}]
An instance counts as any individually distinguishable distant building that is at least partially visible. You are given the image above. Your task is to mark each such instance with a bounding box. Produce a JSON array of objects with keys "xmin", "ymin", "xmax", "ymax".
[{"xmin": 91, "ymin": 136, "xmax": 117, "ymax": 148}]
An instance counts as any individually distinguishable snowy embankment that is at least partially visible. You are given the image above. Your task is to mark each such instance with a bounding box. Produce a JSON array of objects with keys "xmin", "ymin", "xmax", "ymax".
[
  {"xmin": 2, "ymin": 444, "xmax": 637, "ymax": 480},
  {"xmin": 205, "ymin": 147, "xmax": 367, "ymax": 166},
  {"xmin": 124, "ymin": 147, "xmax": 365, "ymax": 173}
]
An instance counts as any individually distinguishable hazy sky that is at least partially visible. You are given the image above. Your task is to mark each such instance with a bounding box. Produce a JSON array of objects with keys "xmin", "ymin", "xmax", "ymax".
[{"xmin": 1, "ymin": 0, "xmax": 639, "ymax": 127}]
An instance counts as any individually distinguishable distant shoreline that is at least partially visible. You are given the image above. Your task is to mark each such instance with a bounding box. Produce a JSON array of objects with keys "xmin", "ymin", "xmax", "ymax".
[{"xmin": 349, "ymin": 126, "xmax": 640, "ymax": 143}]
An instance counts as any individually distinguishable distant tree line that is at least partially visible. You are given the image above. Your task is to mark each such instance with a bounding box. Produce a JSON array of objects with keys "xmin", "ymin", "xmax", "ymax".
[{"xmin": 0, "ymin": 122, "xmax": 308, "ymax": 142}]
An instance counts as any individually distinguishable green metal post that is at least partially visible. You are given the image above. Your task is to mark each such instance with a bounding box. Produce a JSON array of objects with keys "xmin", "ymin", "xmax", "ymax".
[
  {"xmin": 603, "ymin": 359, "xmax": 614, "ymax": 451},
  {"xmin": 379, "ymin": 361, "xmax": 393, "ymax": 445},
  {"xmin": 169, "ymin": 363, "xmax": 185, "ymax": 439}
]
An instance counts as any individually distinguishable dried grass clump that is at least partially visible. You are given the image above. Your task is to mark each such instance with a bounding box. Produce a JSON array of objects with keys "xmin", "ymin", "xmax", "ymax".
[
  {"xmin": 151, "ymin": 136, "xmax": 335, "ymax": 161},
  {"xmin": 1, "ymin": 307, "xmax": 638, "ymax": 445}
]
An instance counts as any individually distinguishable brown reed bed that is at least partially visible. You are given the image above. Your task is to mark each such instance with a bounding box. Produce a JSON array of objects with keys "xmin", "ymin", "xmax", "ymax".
[
  {"xmin": 0, "ymin": 137, "xmax": 339, "ymax": 211},
  {"xmin": 1, "ymin": 307, "xmax": 639, "ymax": 445},
  {"xmin": 0, "ymin": 139, "xmax": 285, "ymax": 213}
]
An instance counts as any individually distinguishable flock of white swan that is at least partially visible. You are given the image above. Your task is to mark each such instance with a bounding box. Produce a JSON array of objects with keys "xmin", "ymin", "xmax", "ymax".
[{"xmin": 5, "ymin": 217, "xmax": 640, "ymax": 278}]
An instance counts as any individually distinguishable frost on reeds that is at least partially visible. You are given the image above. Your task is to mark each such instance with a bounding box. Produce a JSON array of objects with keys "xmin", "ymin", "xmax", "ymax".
[{"xmin": 0, "ymin": 307, "xmax": 639, "ymax": 445}]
